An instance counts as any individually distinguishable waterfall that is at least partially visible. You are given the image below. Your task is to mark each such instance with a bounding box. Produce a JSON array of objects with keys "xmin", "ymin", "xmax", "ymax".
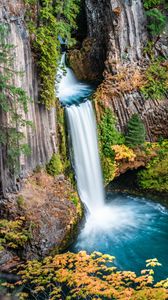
[
  {"xmin": 66, "ymin": 101, "xmax": 105, "ymax": 212},
  {"xmin": 57, "ymin": 54, "xmax": 105, "ymax": 213}
]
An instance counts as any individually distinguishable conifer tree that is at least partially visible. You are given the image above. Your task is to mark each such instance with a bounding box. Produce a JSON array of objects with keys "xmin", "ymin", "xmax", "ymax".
[{"xmin": 125, "ymin": 114, "xmax": 146, "ymax": 147}]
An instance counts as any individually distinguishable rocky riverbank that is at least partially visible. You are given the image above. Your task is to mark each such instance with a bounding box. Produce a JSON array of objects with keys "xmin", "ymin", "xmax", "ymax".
[{"xmin": 0, "ymin": 170, "xmax": 83, "ymax": 272}]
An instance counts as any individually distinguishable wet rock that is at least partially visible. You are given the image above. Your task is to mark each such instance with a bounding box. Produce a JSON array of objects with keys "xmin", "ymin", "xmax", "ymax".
[{"xmin": 68, "ymin": 38, "xmax": 103, "ymax": 81}]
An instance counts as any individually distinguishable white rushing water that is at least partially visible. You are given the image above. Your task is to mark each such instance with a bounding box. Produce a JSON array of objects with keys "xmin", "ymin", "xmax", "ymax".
[
  {"xmin": 56, "ymin": 54, "xmax": 104, "ymax": 213},
  {"xmin": 66, "ymin": 101, "xmax": 105, "ymax": 212}
]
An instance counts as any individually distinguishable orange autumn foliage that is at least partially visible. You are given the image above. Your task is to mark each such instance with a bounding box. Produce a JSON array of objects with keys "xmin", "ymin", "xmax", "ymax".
[{"xmin": 3, "ymin": 252, "xmax": 168, "ymax": 300}]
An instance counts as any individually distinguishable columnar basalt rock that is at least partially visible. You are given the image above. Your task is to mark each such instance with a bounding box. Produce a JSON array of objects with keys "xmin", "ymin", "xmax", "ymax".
[
  {"xmin": 0, "ymin": 0, "xmax": 57, "ymax": 195},
  {"xmin": 85, "ymin": 0, "xmax": 168, "ymax": 140}
]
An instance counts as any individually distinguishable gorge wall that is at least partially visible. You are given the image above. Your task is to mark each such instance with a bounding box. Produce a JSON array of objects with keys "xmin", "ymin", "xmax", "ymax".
[
  {"xmin": 71, "ymin": 0, "xmax": 168, "ymax": 141},
  {"xmin": 0, "ymin": 0, "xmax": 57, "ymax": 196}
]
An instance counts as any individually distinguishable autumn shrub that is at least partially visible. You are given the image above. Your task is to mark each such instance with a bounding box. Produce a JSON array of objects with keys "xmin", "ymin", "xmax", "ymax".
[
  {"xmin": 0, "ymin": 217, "xmax": 30, "ymax": 251},
  {"xmin": 125, "ymin": 114, "xmax": 146, "ymax": 148},
  {"xmin": 3, "ymin": 252, "xmax": 168, "ymax": 300},
  {"xmin": 46, "ymin": 153, "xmax": 63, "ymax": 177},
  {"xmin": 112, "ymin": 145, "xmax": 136, "ymax": 162}
]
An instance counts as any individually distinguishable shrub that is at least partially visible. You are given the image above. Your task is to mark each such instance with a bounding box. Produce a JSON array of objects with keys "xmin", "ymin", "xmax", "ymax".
[
  {"xmin": 0, "ymin": 217, "xmax": 29, "ymax": 250},
  {"xmin": 101, "ymin": 157, "xmax": 117, "ymax": 184},
  {"xmin": 46, "ymin": 153, "xmax": 63, "ymax": 176},
  {"xmin": 98, "ymin": 108, "xmax": 124, "ymax": 159},
  {"xmin": 138, "ymin": 140, "xmax": 168, "ymax": 192},
  {"xmin": 4, "ymin": 252, "xmax": 168, "ymax": 300},
  {"xmin": 143, "ymin": 0, "xmax": 165, "ymax": 10},
  {"xmin": 125, "ymin": 114, "xmax": 146, "ymax": 148},
  {"xmin": 112, "ymin": 144, "xmax": 136, "ymax": 162},
  {"xmin": 140, "ymin": 59, "xmax": 168, "ymax": 100},
  {"xmin": 146, "ymin": 9, "xmax": 167, "ymax": 36}
]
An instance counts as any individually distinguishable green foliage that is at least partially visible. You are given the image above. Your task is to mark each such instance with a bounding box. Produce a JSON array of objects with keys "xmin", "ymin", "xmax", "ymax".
[
  {"xmin": 138, "ymin": 140, "xmax": 168, "ymax": 192},
  {"xmin": 69, "ymin": 192, "xmax": 79, "ymax": 207},
  {"xmin": 0, "ymin": 23, "xmax": 31, "ymax": 171},
  {"xmin": 0, "ymin": 217, "xmax": 29, "ymax": 250},
  {"xmin": 140, "ymin": 59, "xmax": 168, "ymax": 100},
  {"xmin": 25, "ymin": 0, "xmax": 81, "ymax": 109},
  {"xmin": 46, "ymin": 153, "xmax": 63, "ymax": 176},
  {"xmin": 125, "ymin": 114, "xmax": 146, "ymax": 148},
  {"xmin": 146, "ymin": 8, "xmax": 167, "ymax": 36},
  {"xmin": 4, "ymin": 252, "xmax": 168, "ymax": 300},
  {"xmin": 143, "ymin": 0, "xmax": 165, "ymax": 10},
  {"xmin": 99, "ymin": 108, "xmax": 124, "ymax": 159},
  {"xmin": 98, "ymin": 108, "xmax": 124, "ymax": 184}
]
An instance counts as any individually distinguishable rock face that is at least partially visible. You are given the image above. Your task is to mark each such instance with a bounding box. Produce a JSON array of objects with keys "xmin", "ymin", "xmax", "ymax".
[
  {"xmin": 84, "ymin": 0, "xmax": 168, "ymax": 140},
  {"xmin": 0, "ymin": 171, "xmax": 82, "ymax": 263},
  {"xmin": 0, "ymin": 0, "xmax": 57, "ymax": 196}
]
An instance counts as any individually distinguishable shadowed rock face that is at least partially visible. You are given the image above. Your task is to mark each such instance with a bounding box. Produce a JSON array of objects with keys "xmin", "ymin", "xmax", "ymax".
[
  {"xmin": 84, "ymin": 0, "xmax": 168, "ymax": 141},
  {"xmin": 0, "ymin": 1, "xmax": 57, "ymax": 195}
]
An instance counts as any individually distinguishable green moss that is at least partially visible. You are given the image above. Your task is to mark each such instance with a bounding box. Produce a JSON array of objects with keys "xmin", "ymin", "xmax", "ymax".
[{"xmin": 46, "ymin": 153, "xmax": 63, "ymax": 177}]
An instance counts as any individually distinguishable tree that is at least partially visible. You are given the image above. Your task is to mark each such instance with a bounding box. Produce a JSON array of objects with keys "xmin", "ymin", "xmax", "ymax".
[
  {"xmin": 125, "ymin": 114, "xmax": 146, "ymax": 147},
  {"xmin": 0, "ymin": 23, "xmax": 31, "ymax": 172}
]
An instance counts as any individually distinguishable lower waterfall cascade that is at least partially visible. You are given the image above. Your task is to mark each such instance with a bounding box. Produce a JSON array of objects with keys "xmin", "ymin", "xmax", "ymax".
[{"xmin": 57, "ymin": 54, "xmax": 168, "ymax": 280}]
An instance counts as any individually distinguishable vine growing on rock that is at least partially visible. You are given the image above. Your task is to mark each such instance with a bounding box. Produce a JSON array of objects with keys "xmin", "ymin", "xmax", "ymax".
[
  {"xmin": 24, "ymin": 0, "xmax": 81, "ymax": 109},
  {"xmin": 0, "ymin": 23, "xmax": 31, "ymax": 172}
]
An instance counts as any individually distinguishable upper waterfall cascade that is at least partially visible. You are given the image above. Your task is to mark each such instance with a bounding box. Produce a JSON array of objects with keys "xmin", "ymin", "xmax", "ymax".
[{"xmin": 56, "ymin": 53, "xmax": 104, "ymax": 212}]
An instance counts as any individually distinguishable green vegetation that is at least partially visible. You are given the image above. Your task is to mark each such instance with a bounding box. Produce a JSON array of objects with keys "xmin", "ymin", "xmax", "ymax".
[
  {"xmin": 138, "ymin": 140, "xmax": 168, "ymax": 192},
  {"xmin": 69, "ymin": 192, "xmax": 79, "ymax": 207},
  {"xmin": 143, "ymin": 0, "xmax": 167, "ymax": 38},
  {"xmin": 98, "ymin": 108, "xmax": 124, "ymax": 183},
  {"xmin": 143, "ymin": 0, "xmax": 165, "ymax": 9},
  {"xmin": 0, "ymin": 23, "xmax": 31, "ymax": 171},
  {"xmin": 125, "ymin": 114, "xmax": 146, "ymax": 148},
  {"xmin": 46, "ymin": 153, "xmax": 63, "ymax": 176},
  {"xmin": 3, "ymin": 252, "xmax": 168, "ymax": 300},
  {"xmin": 146, "ymin": 8, "xmax": 167, "ymax": 37},
  {"xmin": 140, "ymin": 58, "xmax": 168, "ymax": 100},
  {"xmin": 24, "ymin": 0, "xmax": 81, "ymax": 109},
  {"xmin": 0, "ymin": 217, "xmax": 29, "ymax": 251},
  {"xmin": 99, "ymin": 108, "xmax": 124, "ymax": 159}
]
